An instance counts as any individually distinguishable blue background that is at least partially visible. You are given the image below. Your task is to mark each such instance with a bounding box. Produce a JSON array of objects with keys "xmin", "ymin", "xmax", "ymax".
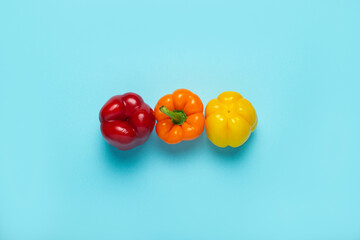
[{"xmin": 1, "ymin": 0, "xmax": 359, "ymax": 239}]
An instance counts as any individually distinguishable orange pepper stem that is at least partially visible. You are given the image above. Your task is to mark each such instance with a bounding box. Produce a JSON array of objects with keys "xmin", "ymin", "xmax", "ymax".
[{"xmin": 159, "ymin": 106, "xmax": 187, "ymax": 125}]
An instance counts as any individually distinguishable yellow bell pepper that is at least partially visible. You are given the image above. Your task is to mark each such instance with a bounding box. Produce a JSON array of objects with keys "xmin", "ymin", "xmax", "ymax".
[{"xmin": 205, "ymin": 91, "xmax": 257, "ymax": 148}]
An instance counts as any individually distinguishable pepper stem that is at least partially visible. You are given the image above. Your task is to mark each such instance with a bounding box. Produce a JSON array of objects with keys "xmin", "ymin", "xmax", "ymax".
[{"xmin": 159, "ymin": 106, "xmax": 187, "ymax": 125}]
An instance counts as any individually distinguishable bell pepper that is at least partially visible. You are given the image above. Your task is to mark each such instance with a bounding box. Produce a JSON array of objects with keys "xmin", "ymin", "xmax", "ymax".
[
  {"xmin": 154, "ymin": 89, "xmax": 205, "ymax": 144},
  {"xmin": 99, "ymin": 93, "xmax": 155, "ymax": 151},
  {"xmin": 205, "ymin": 91, "xmax": 257, "ymax": 148}
]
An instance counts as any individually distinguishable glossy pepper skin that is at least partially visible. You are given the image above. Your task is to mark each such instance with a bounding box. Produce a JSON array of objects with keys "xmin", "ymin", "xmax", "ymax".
[
  {"xmin": 154, "ymin": 89, "xmax": 205, "ymax": 144},
  {"xmin": 205, "ymin": 91, "xmax": 257, "ymax": 148},
  {"xmin": 99, "ymin": 93, "xmax": 155, "ymax": 151}
]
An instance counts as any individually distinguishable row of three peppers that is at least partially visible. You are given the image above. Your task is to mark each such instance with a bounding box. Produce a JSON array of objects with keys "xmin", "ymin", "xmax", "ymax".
[{"xmin": 100, "ymin": 89, "xmax": 257, "ymax": 151}]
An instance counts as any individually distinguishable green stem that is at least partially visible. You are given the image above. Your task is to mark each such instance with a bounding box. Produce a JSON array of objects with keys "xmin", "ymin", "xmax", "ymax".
[{"xmin": 159, "ymin": 106, "xmax": 187, "ymax": 125}]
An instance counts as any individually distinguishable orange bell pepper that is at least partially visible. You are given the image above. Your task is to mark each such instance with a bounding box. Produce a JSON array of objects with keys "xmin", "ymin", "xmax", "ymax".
[{"xmin": 154, "ymin": 89, "xmax": 205, "ymax": 144}]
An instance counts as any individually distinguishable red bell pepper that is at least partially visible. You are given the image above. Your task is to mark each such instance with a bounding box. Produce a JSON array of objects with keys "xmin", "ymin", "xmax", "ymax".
[{"xmin": 99, "ymin": 93, "xmax": 155, "ymax": 151}]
